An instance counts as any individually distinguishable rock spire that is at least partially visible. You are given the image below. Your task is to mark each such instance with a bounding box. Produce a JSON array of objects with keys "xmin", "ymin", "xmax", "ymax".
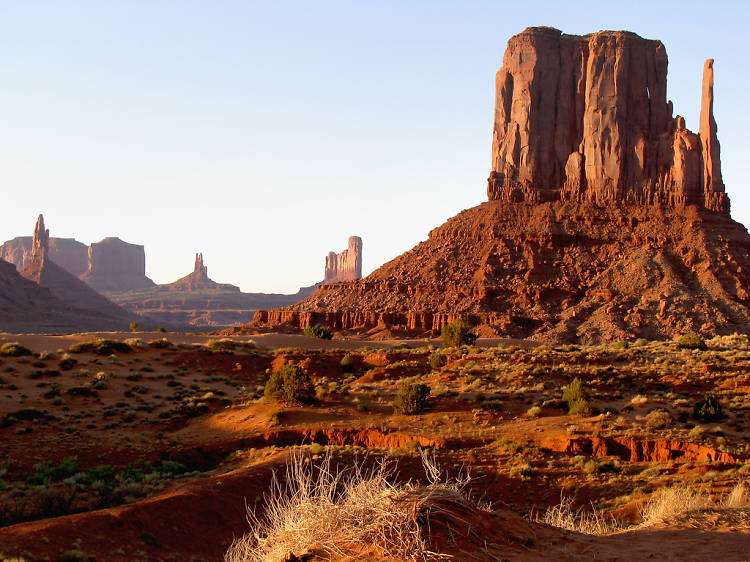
[{"xmin": 31, "ymin": 214, "xmax": 49, "ymax": 263}]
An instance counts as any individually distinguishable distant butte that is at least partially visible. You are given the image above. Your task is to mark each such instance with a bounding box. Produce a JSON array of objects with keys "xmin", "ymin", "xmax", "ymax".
[
  {"xmin": 248, "ymin": 27, "xmax": 750, "ymax": 343},
  {"xmin": 324, "ymin": 236, "xmax": 363, "ymax": 283}
]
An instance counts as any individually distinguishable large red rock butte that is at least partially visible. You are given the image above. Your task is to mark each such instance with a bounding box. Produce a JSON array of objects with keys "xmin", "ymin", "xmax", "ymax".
[
  {"xmin": 249, "ymin": 27, "xmax": 750, "ymax": 343},
  {"xmin": 324, "ymin": 236, "xmax": 363, "ymax": 283}
]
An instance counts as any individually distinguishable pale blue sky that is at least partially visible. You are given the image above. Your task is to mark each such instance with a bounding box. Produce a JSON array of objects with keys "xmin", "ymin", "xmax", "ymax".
[{"xmin": 1, "ymin": 1, "xmax": 747, "ymax": 292}]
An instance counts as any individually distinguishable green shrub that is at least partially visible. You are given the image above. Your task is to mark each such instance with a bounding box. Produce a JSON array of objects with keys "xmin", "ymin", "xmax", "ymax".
[
  {"xmin": 340, "ymin": 354, "xmax": 355, "ymax": 373},
  {"xmin": 392, "ymin": 381, "xmax": 430, "ymax": 415},
  {"xmin": 441, "ymin": 319, "xmax": 477, "ymax": 347},
  {"xmin": 678, "ymin": 334, "xmax": 707, "ymax": 350},
  {"xmin": 129, "ymin": 321, "xmax": 139, "ymax": 333},
  {"xmin": 612, "ymin": 341, "xmax": 629, "ymax": 350},
  {"xmin": 562, "ymin": 378, "xmax": 595, "ymax": 416},
  {"xmin": 156, "ymin": 327, "xmax": 167, "ymax": 333},
  {"xmin": 69, "ymin": 339, "xmax": 131, "ymax": 355},
  {"xmin": 303, "ymin": 325, "xmax": 333, "ymax": 340},
  {"xmin": 429, "ymin": 351, "xmax": 447, "ymax": 371},
  {"xmin": 0, "ymin": 342, "xmax": 32, "ymax": 357},
  {"xmin": 206, "ymin": 339, "xmax": 236, "ymax": 353},
  {"xmin": 265, "ymin": 364, "xmax": 315, "ymax": 406},
  {"xmin": 693, "ymin": 393, "xmax": 723, "ymax": 421}
]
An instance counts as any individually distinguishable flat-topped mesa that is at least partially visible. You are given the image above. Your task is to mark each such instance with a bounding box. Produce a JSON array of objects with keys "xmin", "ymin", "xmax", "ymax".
[
  {"xmin": 488, "ymin": 27, "xmax": 729, "ymax": 214},
  {"xmin": 324, "ymin": 236, "xmax": 363, "ymax": 283},
  {"xmin": 80, "ymin": 237, "xmax": 155, "ymax": 292}
]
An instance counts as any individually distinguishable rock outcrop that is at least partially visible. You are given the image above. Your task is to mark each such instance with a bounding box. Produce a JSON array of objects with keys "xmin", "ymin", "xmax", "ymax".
[
  {"xmin": 488, "ymin": 27, "xmax": 728, "ymax": 214},
  {"xmin": 80, "ymin": 238, "xmax": 155, "ymax": 292},
  {"xmin": 0, "ymin": 236, "xmax": 88, "ymax": 276},
  {"xmin": 246, "ymin": 28, "xmax": 750, "ymax": 343},
  {"xmin": 324, "ymin": 236, "xmax": 363, "ymax": 283},
  {"xmin": 19, "ymin": 215, "xmax": 138, "ymax": 328},
  {"xmin": 163, "ymin": 253, "xmax": 239, "ymax": 292}
]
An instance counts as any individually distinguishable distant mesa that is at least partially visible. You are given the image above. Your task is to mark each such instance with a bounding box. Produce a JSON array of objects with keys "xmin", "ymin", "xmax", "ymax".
[
  {"xmin": 249, "ymin": 28, "xmax": 750, "ymax": 343},
  {"xmin": 15, "ymin": 215, "xmax": 135, "ymax": 330},
  {"xmin": 80, "ymin": 237, "xmax": 155, "ymax": 292},
  {"xmin": 1, "ymin": 228, "xmax": 155, "ymax": 293},
  {"xmin": 0, "ymin": 235, "xmax": 88, "ymax": 276},
  {"xmin": 324, "ymin": 236, "xmax": 362, "ymax": 283}
]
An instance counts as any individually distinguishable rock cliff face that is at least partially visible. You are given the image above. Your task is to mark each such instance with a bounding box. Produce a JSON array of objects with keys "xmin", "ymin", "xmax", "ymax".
[
  {"xmin": 17, "ymin": 216, "xmax": 138, "ymax": 330},
  {"xmin": 324, "ymin": 236, "xmax": 363, "ymax": 283},
  {"xmin": 80, "ymin": 238, "xmax": 155, "ymax": 292},
  {"xmin": 247, "ymin": 28, "xmax": 750, "ymax": 343},
  {"xmin": 0, "ymin": 236, "xmax": 88, "ymax": 276},
  {"xmin": 488, "ymin": 27, "xmax": 728, "ymax": 214}
]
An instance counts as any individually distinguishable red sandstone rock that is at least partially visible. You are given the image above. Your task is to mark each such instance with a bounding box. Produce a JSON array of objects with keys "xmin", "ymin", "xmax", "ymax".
[
  {"xmin": 164, "ymin": 252, "xmax": 239, "ymax": 292},
  {"xmin": 20, "ymin": 215, "xmax": 136, "ymax": 327},
  {"xmin": 79, "ymin": 237, "xmax": 155, "ymax": 292},
  {"xmin": 489, "ymin": 27, "xmax": 728, "ymax": 214},
  {"xmin": 0, "ymin": 236, "xmax": 88, "ymax": 276},
  {"xmin": 324, "ymin": 236, "xmax": 362, "ymax": 283}
]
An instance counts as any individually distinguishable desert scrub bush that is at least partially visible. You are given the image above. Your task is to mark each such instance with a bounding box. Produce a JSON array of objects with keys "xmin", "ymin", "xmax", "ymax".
[
  {"xmin": 392, "ymin": 380, "xmax": 430, "ymax": 415},
  {"xmin": 428, "ymin": 350, "xmax": 446, "ymax": 371},
  {"xmin": 147, "ymin": 338, "xmax": 173, "ymax": 349},
  {"xmin": 0, "ymin": 342, "xmax": 32, "ymax": 357},
  {"xmin": 693, "ymin": 393, "xmax": 724, "ymax": 421},
  {"xmin": 302, "ymin": 325, "xmax": 333, "ymax": 340},
  {"xmin": 340, "ymin": 354, "xmax": 354, "ymax": 373},
  {"xmin": 225, "ymin": 450, "xmax": 483, "ymax": 562},
  {"xmin": 69, "ymin": 339, "xmax": 131, "ymax": 355},
  {"xmin": 264, "ymin": 364, "xmax": 315, "ymax": 406},
  {"xmin": 534, "ymin": 495, "xmax": 623, "ymax": 535},
  {"xmin": 677, "ymin": 334, "xmax": 707, "ymax": 351},
  {"xmin": 206, "ymin": 339, "xmax": 237, "ymax": 352},
  {"xmin": 562, "ymin": 377, "xmax": 594, "ymax": 416},
  {"xmin": 645, "ymin": 409, "xmax": 672, "ymax": 430},
  {"xmin": 440, "ymin": 319, "xmax": 477, "ymax": 347},
  {"xmin": 639, "ymin": 486, "xmax": 710, "ymax": 525}
]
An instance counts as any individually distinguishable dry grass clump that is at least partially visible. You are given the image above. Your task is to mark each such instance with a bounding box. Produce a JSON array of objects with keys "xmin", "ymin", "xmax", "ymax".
[
  {"xmin": 226, "ymin": 451, "xmax": 484, "ymax": 562},
  {"xmin": 534, "ymin": 495, "xmax": 623, "ymax": 535},
  {"xmin": 639, "ymin": 486, "xmax": 711, "ymax": 525}
]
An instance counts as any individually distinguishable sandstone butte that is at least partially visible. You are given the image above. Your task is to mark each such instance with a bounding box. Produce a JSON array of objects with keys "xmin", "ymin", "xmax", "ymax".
[
  {"xmin": 0, "ymin": 215, "xmax": 139, "ymax": 332},
  {"xmin": 250, "ymin": 27, "xmax": 750, "ymax": 343},
  {"xmin": 324, "ymin": 236, "xmax": 363, "ymax": 283},
  {"xmin": 0, "ymin": 231, "xmax": 155, "ymax": 293}
]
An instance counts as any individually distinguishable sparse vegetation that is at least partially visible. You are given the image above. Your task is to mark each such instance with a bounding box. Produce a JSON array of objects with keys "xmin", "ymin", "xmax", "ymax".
[
  {"xmin": 264, "ymin": 364, "xmax": 314, "ymax": 406},
  {"xmin": 392, "ymin": 380, "xmax": 430, "ymax": 415},
  {"xmin": 0, "ymin": 342, "xmax": 32, "ymax": 357},
  {"xmin": 693, "ymin": 393, "xmax": 724, "ymax": 421},
  {"xmin": 429, "ymin": 350, "xmax": 446, "ymax": 370},
  {"xmin": 677, "ymin": 333, "xmax": 707, "ymax": 350},
  {"xmin": 302, "ymin": 325, "xmax": 333, "ymax": 340},
  {"xmin": 440, "ymin": 319, "xmax": 477, "ymax": 347},
  {"xmin": 68, "ymin": 339, "xmax": 131, "ymax": 355}
]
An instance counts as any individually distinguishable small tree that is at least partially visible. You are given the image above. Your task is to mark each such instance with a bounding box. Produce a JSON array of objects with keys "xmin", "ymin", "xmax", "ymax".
[
  {"xmin": 393, "ymin": 381, "xmax": 431, "ymax": 415},
  {"xmin": 265, "ymin": 364, "xmax": 315, "ymax": 406},
  {"xmin": 429, "ymin": 351, "xmax": 446, "ymax": 371},
  {"xmin": 303, "ymin": 325, "xmax": 333, "ymax": 340},
  {"xmin": 129, "ymin": 321, "xmax": 139, "ymax": 333},
  {"xmin": 441, "ymin": 319, "xmax": 477, "ymax": 348},
  {"xmin": 562, "ymin": 377, "xmax": 594, "ymax": 416}
]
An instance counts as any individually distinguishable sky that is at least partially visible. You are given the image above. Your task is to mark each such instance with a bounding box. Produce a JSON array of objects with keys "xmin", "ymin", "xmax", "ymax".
[{"xmin": 1, "ymin": 0, "xmax": 748, "ymax": 293}]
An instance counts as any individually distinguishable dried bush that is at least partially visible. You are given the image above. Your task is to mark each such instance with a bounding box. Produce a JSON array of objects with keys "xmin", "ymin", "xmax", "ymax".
[
  {"xmin": 225, "ymin": 450, "xmax": 483, "ymax": 561},
  {"xmin": 0, "ymin": 342, "xmax": 32, "ymax": 357},
  {"xmin": 534, "ymin": 495, "xmax": 623, "ymax": 535},
  {"xmin": 645, "ymin": 409, "xmax": 672, "ymax": 430}
]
